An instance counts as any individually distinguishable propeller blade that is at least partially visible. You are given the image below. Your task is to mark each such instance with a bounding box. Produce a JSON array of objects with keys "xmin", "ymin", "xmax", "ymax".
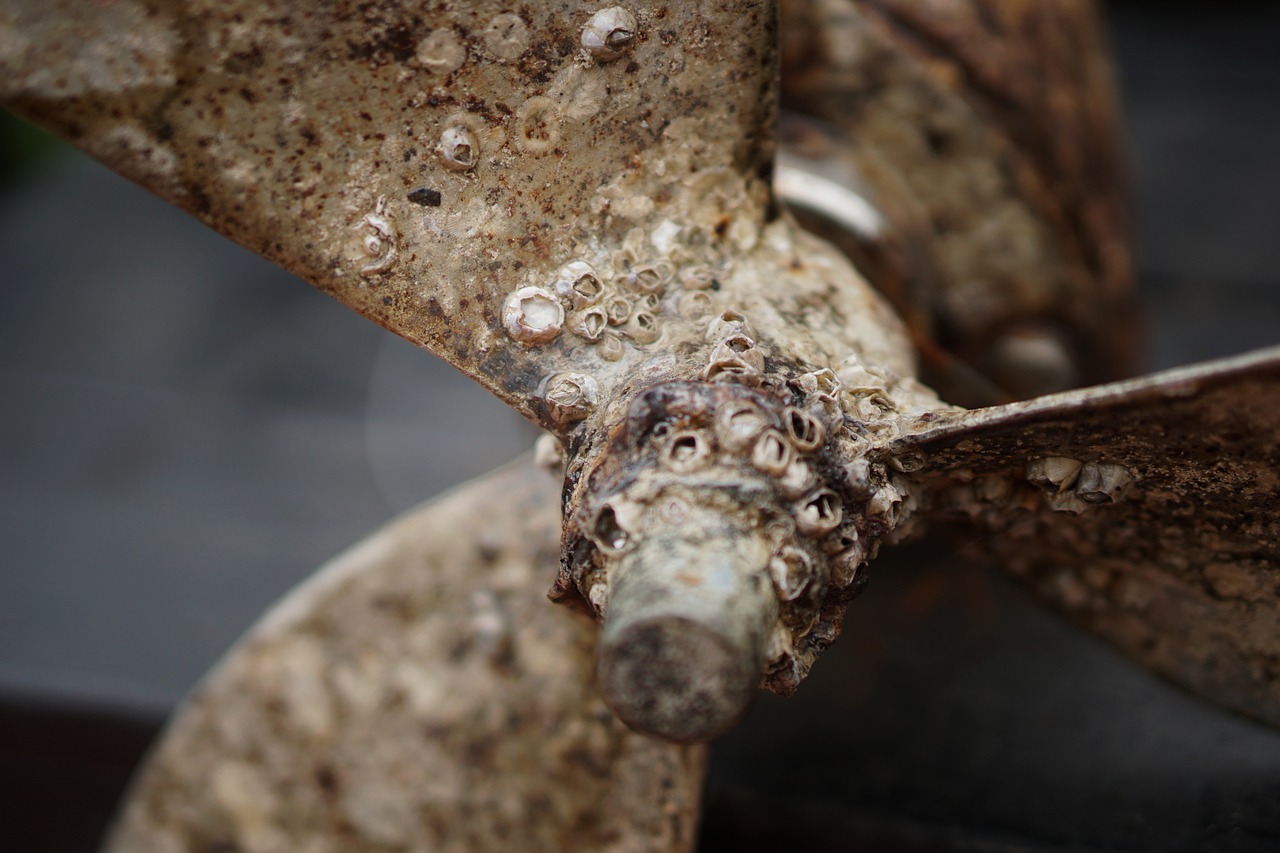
[
  {"xmin": 3, "ymin": 0, "xmax": 948, "ymax": 743},
  {"xmin": 1, "ymin": 0, "xmax": 781, "ymax": 433},
  {"xmin": 887, "ymin": 348, "xmax": 1280, "ymax": 726},
  {"xmin": 779, "ymin": 0, "xmax": 1138, "ymax": 394},
  {"xmin": 107, "ymin": 458, "xmax": 707, "ymax": 850}
]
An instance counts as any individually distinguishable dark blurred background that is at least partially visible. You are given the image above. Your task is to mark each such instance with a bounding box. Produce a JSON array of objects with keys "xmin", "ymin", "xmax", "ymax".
[{"xmin": 2, "ymin": 2, "xmax": 1279, "ymax": 850}]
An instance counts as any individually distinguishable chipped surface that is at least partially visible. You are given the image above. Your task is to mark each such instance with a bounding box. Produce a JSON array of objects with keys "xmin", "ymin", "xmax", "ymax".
[
  {"xmin": 107, "ymin": 460, "xmax": 706, "ymax": 851},
  {"xmin": 889, "ymin": 348, "xmax": 1280, "ymax": 727}
]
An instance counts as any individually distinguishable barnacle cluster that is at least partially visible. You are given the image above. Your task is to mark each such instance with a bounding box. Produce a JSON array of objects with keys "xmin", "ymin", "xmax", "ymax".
[
  {"xmin": 1026, "ymin": 457, "xmax": 1133, "ymax": 513},
  {"xmin": 555, "ymin": 371, "xmax": 900, "ymax": 697},
  {"xmin": 505, "ymin": 251, "xmax": 715, "ymax": 356}
]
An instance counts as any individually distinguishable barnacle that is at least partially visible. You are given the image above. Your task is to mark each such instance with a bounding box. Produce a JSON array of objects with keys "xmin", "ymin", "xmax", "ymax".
[
  {"xmin": 11, "ymin": 2, "xmax": 1280, "ymax": 847},
  {"xmin": 582, "ymin": 7, "xmax": 638, "ymax": 61},
  {"xmin": 503, "ymin": 287, "xmax": 564, "ymax": 344},
  {"xmin": 437, "ymin": 124, "xmax": 479, "ymax": 170}
]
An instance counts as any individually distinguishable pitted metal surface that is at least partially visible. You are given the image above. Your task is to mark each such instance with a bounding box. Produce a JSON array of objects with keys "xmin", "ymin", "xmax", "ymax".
[
  {"xmin": 5, "ymin": 0, "xmax": 1280, "ymax": 847},
  {"xmin": 890, "ymin": 349, "xmax": 1280, "ymax": 728},
  {"xmin": 106, "ymin": 460, "xmax": 707, "ymax": 852}
]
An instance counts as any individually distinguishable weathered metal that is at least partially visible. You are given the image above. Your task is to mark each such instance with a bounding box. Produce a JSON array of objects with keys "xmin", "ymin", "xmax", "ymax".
[
  {"xmin": 4, "ymin": 0, "xmax": 955, "ymax": 742},
  {"xmin": 107, "ymin": 459, "xmax": 708, "ymax": 852},
  {"xmin": 2, "ymin": 0, "xmax": 790, "ymax": 431},
  {"xmin": 891, "ymin": 348, "xmax": 1280, "ymax": 729},
  {"xmin": 3, "ymin": 0, "xmax": 1279, "ymax": 849},
  {"xmin": 779, "ymin": 0, "xmax": 1139, "ymax": 402}
]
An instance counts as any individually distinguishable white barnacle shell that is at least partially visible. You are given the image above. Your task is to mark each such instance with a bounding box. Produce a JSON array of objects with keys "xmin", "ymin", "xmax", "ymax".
[
  {"xmin": 437, "ymin": 124, "xmax": 478, "ymax": 170},
  {"xmin": 796, "ymin": 489, "xmax": 842, "ymax": 537},
  {"xmin": 599, "ymin": 331, "xmax": 626, "ymax": 361},
  {"xmin": 836, "ymin": 356, "xmax": 891, "ymax": 393},
  {"xmin": 705, "ymin": 358, "xmax": 759, "ymax": 383},
  {"xmin": 533, "ymin": 433, "xmax": 566, "ymax": 472},
  {"xmin": 660, "ymin": 430, "xmax": 713, "ymax": 473},
  {"xmin": 355, "ymin": 196, "xmax": 397, "ymax": 276},
  {"xmin": 678, "ymin": 291, "xmax": 714, "ymax": 320},
  {"xmin": 587, "ymin": 576, "xmax": 611, "ymax": 617},
  {"xmin": 589, "ymin": 497, "xmax": 643, "ymax": 554},
  {"xmin": 778, "ymin": 457, "xmax": 818, "ymax": 499},
  {"xmin": 416, "ymin": 29, "xmax": 467, "ymax": 74},
  {"xmin": 514, "ymin": 96, "xmax": 561, "ymax": 155},
  {"xmin": 782, "ymin": 407, "xmax": 825, "ymax": 452},
  {"xmin": 605, "ymin": 295, "xmax": 632, "ymax": 326},
  {"xmin": 624, "ymin": 310, "xmax": 660, "ymax": 344},
  {"xmin": 716, "ymin": 401, "xmax": 770, "ymax": 453},
  {"xmin": 678, "ymin": 265, "xmax": 717, "ymax": 290},
  {"xmin": 626, "ymin": 261, "xmax": 674, "ymax": 294},
  {"xmin": 568, "ymin": 305, "xmax": 609, "ymax": 341},
  {"xmin": 1025, "ymin": 456, "xmax": 1084, "ymax": 494},
  {"xmin": 752, "ymin": 429, "xmax": 794, "ymax": 476},
  {"xmin": 552, "ymin": 261, "xmax": 605, "ymax": 308},
  {"xmin": 763, "ymin": 516, "xmax": 797, "ymax": 553},
  {"xmin": 769, "ymin": 546, "xmax": 814, "ymax": 602},
  {"xmin": 709, "ymin": 335, "xmax": 765, "ymax": 374},
  {"xmin": 1074, "ymin": 462, "xmax": 1133, "ymax": 504},
  {"xmin": 706, "ymin": 309, "xmax": 754, "ymax": 343},
  {"xmin": 484, "ymin": 12, "xmax": 530, "ymax": 61},
  {"xmin": 794, "ymin": 368, "xmax": 842, "ymax": 403},
  {"xmin": 582, "ymin": 7, "xmax": 638, "ymax": 61},
  {"xmin": 866, "ymin": 482, "xmax": 903, "ymax": 523},
  {"xmin": 504, "ymin": 286, "xmax": 564, "ymax": 344},
  {"xmin": 766, "ymin": 623, "xmax": 797, "ymax": 669},
  {"xmin": 841, "ymin": 457, "xmax": 873, "ymax": 498},
  {"xmin": 705, "ymin": 334, "xmax": 764, "ymax": 382},
  {"xmin": 829, "ymin": 539, "xmax": 865, "ymax": 589},
  {"xmin": 1045, "ymin": 491, "xmax": 1090, "ymax": 515},
  {"xmin": 542, "ymin": 372, "xmax": 599, "ymax": 424}
]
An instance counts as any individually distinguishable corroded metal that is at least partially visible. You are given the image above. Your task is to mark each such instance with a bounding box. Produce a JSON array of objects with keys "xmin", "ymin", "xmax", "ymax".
[
  {"xmin": 4, "ymin": 0, "xmax": 1280, "ymax": 846},
  {"xmin": 889, "ymin": 348, "xmax": 1280, "ymax": 728},
  {"xmin": 779, "ymin": 0, "xmax": 1138, "ymax": 401},
  {"xmin": 1, "ymin": 0, "xmax": 948, "ymax": 733},
  {"xmin": 2, "ymin": 0, "xmax": 787, "ymax": 433},
  {"xmin": 554, "ymin": 377, "xmax": 935, "ymax": 740},
  {"xmin": 107, "ymin": 459, "xmax": 707, "ymax": 852}
]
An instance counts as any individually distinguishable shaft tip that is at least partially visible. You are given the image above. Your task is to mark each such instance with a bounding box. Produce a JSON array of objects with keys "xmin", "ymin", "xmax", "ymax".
[{"xmin": 597, "ymin": 614, "xmax": 758, "ymax": 743}]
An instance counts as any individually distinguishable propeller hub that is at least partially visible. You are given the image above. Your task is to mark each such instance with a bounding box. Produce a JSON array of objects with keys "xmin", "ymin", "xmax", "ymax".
[{"xmin": 552, "ymin": 380, "xmax": 898, "ymax": 741}]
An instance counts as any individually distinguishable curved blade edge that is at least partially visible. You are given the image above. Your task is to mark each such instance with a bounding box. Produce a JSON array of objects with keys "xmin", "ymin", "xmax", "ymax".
[
  {"xmin": 105, "ymin": 458, "xmax": 707, "ymax": 851},
  {"xmin": 887, "ymin": 347, "xmax": 1280, "ymax": 727}
]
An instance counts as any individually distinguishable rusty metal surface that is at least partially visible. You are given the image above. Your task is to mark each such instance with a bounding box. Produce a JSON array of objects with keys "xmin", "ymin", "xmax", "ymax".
[
  {"xmin": 1, "ymin": 0, "xmax": 784, "ymax": 433},
  {"xmin": 106, "ymin": 458, "xmax": 707, "ymax": 852},
  {"xmin": 0, "ymin": 9, "xmax": 956, "ymax": 732},
  {"xmin": 779, "ymin": 0, "xmax": 1138, "ymax": 399},
  {"xmin": 4, "ymin": 0, "xmax": 1276, "ymax": 796},
  {"xmin": 4, "ymin": 3, "xmax": 1280, "ymax": 849},
  {"xmin": 889, "ymin": 347, "xmax": 1280, "ymax": 727}
]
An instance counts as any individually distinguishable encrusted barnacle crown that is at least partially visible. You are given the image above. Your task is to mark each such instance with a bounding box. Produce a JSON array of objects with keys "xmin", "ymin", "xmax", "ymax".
[{"xmin": 550, "ymin": 377, "xmax": 901, "ymax": 742}]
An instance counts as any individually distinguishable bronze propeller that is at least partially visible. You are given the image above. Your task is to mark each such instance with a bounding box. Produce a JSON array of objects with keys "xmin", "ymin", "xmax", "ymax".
[{"xmin": 3, "ymin": 1, "xmax": 1277, "ymax": 849}]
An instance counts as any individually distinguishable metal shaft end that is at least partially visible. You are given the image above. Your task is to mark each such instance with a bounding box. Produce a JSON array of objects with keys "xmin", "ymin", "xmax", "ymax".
[{"xmin": 595, "ymin": 505, "xmax": 776, "ymax": 743}]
